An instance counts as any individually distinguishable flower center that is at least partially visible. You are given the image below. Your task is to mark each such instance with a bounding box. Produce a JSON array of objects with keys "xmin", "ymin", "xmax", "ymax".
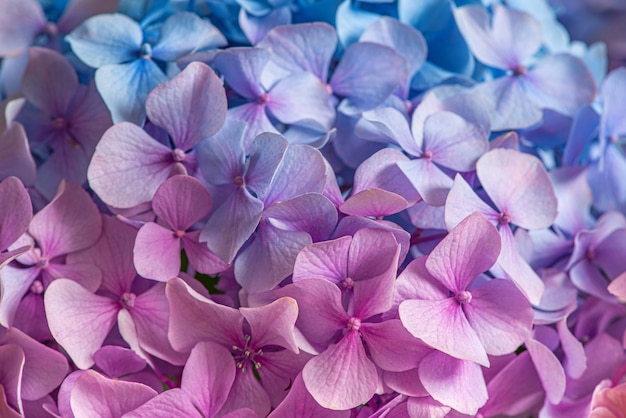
[
  {"xmin": 38, "ymin": 257, "xmax": 49, "ymax": 269},
  {"xmin": 347, "ymin": 317, "xmax": 361, "ymax": 331},
  {"xmin": 513, "ymin": 65, "xmax": 527, "ymax": 76},
  {"xmin": 498, "ymin": 212, "xmax": 512, "ymax": 225},
  {"xmin": 52, "ymin": 117, "xmax": 66, "ymax": 130},
  {"xmin": 233, "ymin": 175, "xmax": 245, "ymax": 186},
  {"xmin": 340, "ymin": 277, "xmax": 354, "ymax": 290},
  {"xmin": 174, "ymin": 229, "xmax": 185, "ymax": 238},
  {"xmin": 232, "ymin": 334, "xmax": 263, "ymax": 372},
  {"xmin": 120, "ymin": 292, "xmax": 137, "ymax": 309},
  {"xmin": 325, "ymin": 84, "xmax": 333, "ymax": 95},
  {"xmin": 43, "ymin": 22, "xmax": 58, "ymax": 37},
  {"xmin": 456, "ymin": 290, "xmax": 472, "ymax": 304},
  {"xmin": 172, "ymin": 148, "xmax": 186, "ymax": 162},
  {"xmin": 139, "ymin": 43, "xmax": 152, "ymax": 59},
  {"xmin": 257, "ymin": 93, "xmax": 270, "ymax": 104},
  {"xmin": 586, "ymin": 248, "xmax": 596, "ymax": 261},
  {"xmin": 30, "ymin": 280, "xmax": 44, "ymax": 295},
  {"xmin": 423, "ymin": 150, "xmax": 433, "ymax": 160}
]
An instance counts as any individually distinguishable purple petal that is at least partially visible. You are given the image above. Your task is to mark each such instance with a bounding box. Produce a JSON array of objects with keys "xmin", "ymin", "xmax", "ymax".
[
  {"xmin": 182, "ymin": 231, "xmax": 229, "ymax": 275},
  {"xmin": 211, "ymin": 48, "xmax": 268, "ymax": 99},
  {"xmin": 395, "ymin": 257, "xmax": 449, "ymax": 303},
  {"xmin": 523, "ymin": 54, "xmax": 596, "ymax": 118},
  {"xmin": 359, "ymin": 107, "xmax": 420, "ymax": 156},
  {"xmin": 258, "ymin": 22, "xmax": 335, "ymax": 81},
  {"xmin": 220, "ymin": 368, "xmax": 270, "ymax": 417},
  {"xmin": 0, "ymin": 266, "xmax": 38, "ymax": 326},
  {"xmin": 557, "ymin": 318, "xmax": 587, "ymax": 379},
  {"xmin": 397, "ymin": 158, "xmax": 452, "ymax": 206},
  {"xmin": 526, "ymin": 338, "xmax": 566, "ymax": 404},
  {"xmin": 444, "ymin": 174, "xmax": 499, "ymax": 229},
  {"xmin": 87, "ymin": 122, "xmax": 173, "ymax": 208},
  {"xmin": 197, "ymin": 119, "xmax": 246, "ymax": 187},
  {"xmin": 200, "ymin": 187, "xmax": 264, "ymax": 263},
  {"xmin": 477, "ymin": 149, "xmax": 557, "ymax": 230},
  {"xmin": 45, "ymin": 262, "xmax": 102, "ymax": 293},
  {"xmin": 228, "ymin": 103, "xmax": 279, "ymax": 147},
  {"xmin": 292, "ymin": 236, "xmax": 351, "ymax": 285},
  {"xmin": 330, "ymin": 42, "xmax": 407, "ymax": 110},
  {"xmin": 0, "ymin": 176, "xmax": 32, "ymax": 251},
  {"xmin": 454, "ymin": 5, "xmax": 541, "ymax": 69},
  {"xmin": 181, "ymin": 341, "xmax": 236, "ymax": 416},
  {"xmin": 340, "ymin": 189, "xmax": 410, "ymax": 217},
  {"xmin": 146, "ymin": 62, "xmax": 226, "ymax": 151},
  {"xmin": 166, "ymin": 277, "xmax": 244, "ymax": 352},
  {"xmin": 463, "ymin": 279, "xmax": 533, "ymax": 355},
  {"xmin": 22, "ymin": 48, "xmax": 77, "ymax": 115},
  {"xmin": 122, "ymin": 389, "xmax": 202, "ymax": 418},
  {"xmin": 70, "ymin": 370, "xmax": 156, "ymax": 418},
  {"xmin": 399, "ymin": 297, "xmax": 489, "ymax": 366},
  {"xmin": 418, "ymin": 351, "xmax": 488, "ymax": 415},
  {"xmin": 239, "ymin": 7, "xmax": 290, "ymax": 46},
  {"xmin": 245, "ymin": 132, "xmax": 288, "ymax": 199},
  {"xmin": 241, "ymin": 297, "xmax": 299, "ymax": 352},
  {"xmin": 422, "ymin": 111, "xmax": 488, "ymax": 171},
  {"xmin": 66, "ymin": 13, "xmax": 141, "ymax": 67},
  {"xmin": 56, "ymin": 0, "xmax": 120, "ymax": 34},
  {"xmin": 152, "ymin": 12, "xmax": 226, "ymax": 62},
  {"xmin": 0, "ymin": 0, "xmax": 44, "ymax": 56},
  {"xmin": 152, "ymin": 175, "xmax": 212, "ymax": 231},
  {"xmin": 426, "ymin": 212, "xmax": 500, "ymax": 293},
  {"xmin": 0, "ymin": 383, "xmax": 22, "ymax": 418},
  {"xmin": 234, "ymin": 220, "xmax": 312, "ymax": 292},
  {"xmin": 302, "ymin": 331, "xmax": 378, "ymax": 410},
  {"xmin": 93, "ymin": 346, "xmax": 147, "ymax": 378},
  {"xmin": 44, "ymin": 279, "xmax": 119, "ymax": 369},
  {"xmin": 0, "ymin": 344, "xmax": 24, "ymax": 414},
  {"xmin": 29, "ymin": 181, "xmax": 101, "ymax": 258},
  {"xmin": 0, "ymin": 123, "xmax": 35, "ymax": 186}
]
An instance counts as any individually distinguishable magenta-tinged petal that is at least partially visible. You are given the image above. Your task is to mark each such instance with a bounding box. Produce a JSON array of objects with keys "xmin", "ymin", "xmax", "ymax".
[
  {"xmin": 67, "ymin": 215, "xmax": 136, "ymax": 296},
  {"xmin": 87, "ymin": 122, "xmax": 173, "ymax": 208},
  {"xmin": 426, "ymin": 212, "xmax": 500, "ymax": 293},
  {"xmin": 181, "ymin": 341, "xmax": 236, "ymax": 417},
  {"xmin": 395, "ymin": 257, "xmax": 449, "ymax": 303},
  {"xmin": 526, "ymin": 338, "xmax": 566, "ymax": 404},
  {"xmin": 406, "ymin": 397, "xmax": 451, "ymax": 418},
  {"xmin": 348, "ymin": 228, "xmax": 399, "ymax": 283},
  {"xmin": 268, "ymin": 372, "xmax": 349, "ymax": 418},
  {"xmin": 166, "ymin": 278, "xmax": 244, "ymax": 352},
  {"xmin": 122, "ymin": 389, "xmax": 202, "ymax": 418},
  {"xmin": 146, "ymin": 62, "xmax": 226, "ymax": 151},
  {"xmin": 397, "ymin": 158, "xmax": 453, "ymax": 206},
  {"xmin": 523, "ymin": 54, "xmax": 596, "ymax": 118},
  {"xmin": 23, "ymin": 48, "xmax": 78, "ymax": 115},
  {"xmin": 200, "ymin": 187, "xmax": 264, "ymax": 264},
  {"xmin": 422, "ymin": 111, "xmax": 488, "ymax": 172},
  {"xmin": 360, "ymin": 319, "xmax": 430, "ymax": 372},
  {"xmin": 454, "ymin": 5, "xmax": 541, "ymax": 69},
  {"xmin": 399, "ymin": 297, "xmax": 489, "ymax": 366},
  {"xmin": 477, "ymin": 149, "xmax": 557, "ymax": 230},
  {"xmin": 418, "ymin": 350, "xmax": 488, "ymax": 415},
  {"xmin": 153, "ymin": 176, "xmax": 212, "ymax": 231},
  {"xmin": 292, "ymin": 236, "xmax": 351, "ymax": 284},
  {"xmin": 239, "ymin": 6, "xmax": 290, "ymax": 46},
  {"xmin": 220, "ymin": 367, "xmax": 271, "ymax": 417},
  {"xmin": 303, "ymin": 331, "xmax": 378, "ymax": 410},
  {"xmin": 340, "ymin": 189, "xmax": 409, "ymax": 217},
  {"xmin": 45, "ymin": 262, "xmax": 102, "ymax": 293},
  {"xmin": 497, "ymin": 226, "xmax": 544, "ymax": 305},
  {"xmin": 0, "ymin": 265, "xmax": 39, "ymax": 327},
  {"xmin": 0, "ymin": 384, "xmax": 22, "ymax": 418},
  {"xmin": 245, "ymin": 132, "xmax": 288, "ymax": 199},
  {"xmin": 235, "ymin": 220, "xmax": 311, "ymax": 292},
  {"xmin": 383, "ymin": 368, "xmax": 428, "ymax": 397},
  {"xmin": 93, "ymin": 346, "xmax": 146, "ymax": 378},
  {"xmin": 181, "ymin": 231, "xmax": 229, "ymax": 275},
  {"xmin": 444, "ymin": 174, "xmax": 499, "ymax": 229},
  {"xmin": 212, "ymin": 48, "xmax": 268, "ymax": 99},
  {"xmin": 70, "ymin": 370, "xmax": 156, "ymax": 418},
  {"xmin": 463, "ymin": 279, "xmax": 533, "ymax": 355},
  {"xmin": 241, "ymin": 297, "xmax": 299, "ymax": 353},
  {"xmin": 0, "ymin": 344, "xmax": 24, "ymax": 414},
  {"xmin": 228, "ymin": 103, "xmax": 279, "ymax": 147},
  {"xmin": 258, "ymin": 23, "xmax": 336, "ymax": 81},
  {"xmin": 0, "ymin": 123, "xmax": 36, "ymax": 185},
  {"xmin": 557, "ymin": 318, "xmax": 587, "ymax": 379},
  {"xmin": 44, "ymin": 279, "xmax": 119, "ymax": 369},
  {"xmin": 359, "ymin": 107, "xmax": 420, "ymax": 156},
  {"xmin": 256, "ymin": 349, "xmax": 311, "ymax": 408},
  {"xmin": 0, "ymin": 327, "xmax": 68, "ymax": 402},
  {"xmin": 0, "ymin": 0, "xmax": 45, "ymax": 56},
  {"xmin": 608, "ymin": 272, "xmax": 626, "ymax": 301},
  {"xmin": 0, "ymin": 177, "xmax": 32, "ymax": 251},
  {"xmin": 57, "ymin": 0, "xmax": 120, "ymax": 34},
  {"xmin": 133, "ymin": 223, "xmax": 181, "ymax": 282}
]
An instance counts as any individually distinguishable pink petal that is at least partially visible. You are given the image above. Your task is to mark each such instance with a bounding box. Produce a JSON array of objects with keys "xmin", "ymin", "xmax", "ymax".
[
  {"xmin": 0, "ymin": 123, "xmax": 36, "ymax": 185},
  {"xmin": 166, "ymin": 278, "xmax": 243, "ymax": 352},
  {"xmin": 240, "ymin": 297, "xmax": 299, "ymax": 353},
  {"xmin": 463, "ymin": 279, "xmax": 533, "ymax": 355},
  {"xmin": 526, "ymin": 338, "xmax": 566, "ymax": 404},
  {"xmin": 0, "ymin": 344, "xmax": 24, "ymax": 414},
  {"xmin": 122, "ymin": 389, "xmax": 202, "ymax": 418},
  {"xmin": 45, "ymin": 262, "xmax": 102, "ymax": 293},
  {"xmin": 0, "ymin": 0, "xmax": 45, "ymax": 56},
  {"xmin": 152, "ymin": 175, "xmax": 212, "ymax": 231},
  {"xmin": 399, "ymin": 297, "xmax": 489, "ymax": 366},
  {"xmin": 395, "ymin": 257, "xmax": 449, "ymax": 302},
  {"xmin": 303, "ymin": 331, "xmax": 378, "ymax": 410},
  {"xmin": 477, "ymin": 149, "xmax": 558, "ymax": 230},
  {"xmin": 0, "ymin": 177, "xmax": 32, "ymax": 251},
  {"xmin": 129, "ymin": 283, "xmax": 187, "ymax": 365},
  {"xmin": 608, "ymin": 271, "xmax": 626, "ymax": 301},
  {"xmin": 397, "ymin": 158, "xmax": 453, "ymax": 206},
  {"xmin": 426, "ymin": 212, "xmax": 500, "ymax": 293},
  {"xmin": 220, "ymin": 368, "xmax": 271, "ymax": 417},
  {"xmin": 44, "ymin": 279, "xmax": 119, "ymax": 369},
  {"xmin": 444, "ymin": 174, "xmax": 499, "ymax": 229},
  {"xmin": 557, "ymin": 318, "xmax": 587, "ymax": 379},
  {"xmin": 57, "ymin": 0, "xmax": 119, "ymax": 34},
  {"xmin": 418, "ymin": 350, "xmax": 488, "ymax": 415},
  {"xmin": 93, "ymin": 346, "xmax": 147, "ymax": 378},
  {"xmin": 0, "ymin": 265, "xmax": 38, "ymax": 327},
  {"xmin": 29, "ymin": 181, "xmax": 102, "ymax": 258},
  {"xmin": 181, "ymin": 231, "xmax": 229, "ymax": 275},
  {"xmin": 87, "ymin": 122, "xmax": 173, "ymax": 208},
  {"xmin": 133, "ymin": 222, "xmax": 181, "ymax": 282},
  {"xmin": 181, "ymin": 341, "xmax": 236, "ymax": 416},
  {"xmin": 340, "ymin": 188, "xmax": 410, "ymax": 218},
  {"xmin": 0, "ymin": 384, "xmax": 22, "ymax": 418},
  {"xmin": 70, "ymin": 370, "xmax": 156, "ymax": 418},
  {"xmin": 292, "ymin": 236, "xmax": 351, "ymax": 285},
  {"xmin": 146, "ymin": 62, "xmax": 226, "ymax": 151}
]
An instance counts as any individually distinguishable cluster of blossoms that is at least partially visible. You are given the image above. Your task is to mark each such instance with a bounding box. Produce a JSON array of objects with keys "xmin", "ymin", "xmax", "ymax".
[{"xmin": 1, "ymin": 0, "xmax": 626, "ymax": 416}]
